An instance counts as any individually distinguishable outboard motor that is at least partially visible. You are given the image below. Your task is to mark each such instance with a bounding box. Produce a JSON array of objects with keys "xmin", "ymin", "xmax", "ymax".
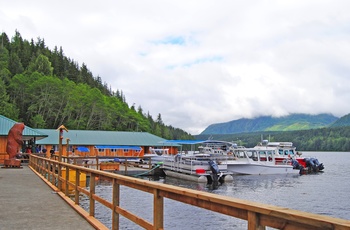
[
  {"xmin": 312, "ymin": 158, "xmax": 324, "ymax": 171},
  {"xmin": 318, "ymin": 162, "xmax": 324, "ymax": 171},
  {"xmin": 208, "ymin": 160, "xmax": 223, "ymax": 185},
  {"xmin": 291, "ymin": 159, "xmax": 303, "ymax": 170},
  {"xmin": 209, "ymin": 160, "xmax": 220, "ymax": 174},
  {"xmin": 304, "ymin": 158, "xmax": 324, "ymax": 172}
]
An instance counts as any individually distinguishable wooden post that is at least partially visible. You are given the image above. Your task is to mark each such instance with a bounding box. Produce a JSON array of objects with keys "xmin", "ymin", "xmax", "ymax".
[
  {"xmin": 50, "ymin": 161, "xmax": 54, "ymax": 184},
  {"xmin": 96, "ymin": 156, "xmax": 99, "ymax": 170},
  {"xmin": 59, "ymin": 133, "xmax": 63, "ymax": 162},
  {"xmin": 153, "ymin": 189, "xmax": 164, "ymax": 229},
  {"xmin": 58, "ymin": 164, "xmax": 62, "ymax": 191},
  {"xmin": 75, "ymin": 168, "xmax": 80, "ymax": 205},
  {"xmin": 57, "ymin": 125, "xmax": 68, "ymax": 162},
  {"xmin": 89, "ymin": 173, "xmax": 96, "ymax": 217},
  {"xmin": 112, "ymin": 179, "xmax": 120, "ymax": 230},
  {"xmin": 66, "ymin": 138, "xmax": 70, "ymax": 158},
  {"xmin": 65, "ymin": 167, "xmax": 69, "ymax": 196},
  {"xmin": 248, "ymin": 211, "xmax": 265, "ymax": 230}
]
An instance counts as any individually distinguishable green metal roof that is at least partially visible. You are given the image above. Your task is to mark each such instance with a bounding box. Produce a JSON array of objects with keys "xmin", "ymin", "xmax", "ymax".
[
  {"xmin": 0, "ymin": 115, "xmax": 48, "ymax": 141},
  {"xmin": 35, "ymin": 129, "xmax": 178, "ymax": 147}
]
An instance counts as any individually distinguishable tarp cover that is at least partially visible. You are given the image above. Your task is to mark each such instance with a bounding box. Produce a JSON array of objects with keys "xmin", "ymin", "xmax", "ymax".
[{"xmin": 76, "ymin": 146, "xmax": 90, "ymax": 152}]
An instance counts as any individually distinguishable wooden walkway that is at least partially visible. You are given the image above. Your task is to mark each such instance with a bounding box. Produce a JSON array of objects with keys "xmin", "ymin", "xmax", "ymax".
[{"xmin": 0, "ymin": 165, "xmax": 96, "ymax": 230}]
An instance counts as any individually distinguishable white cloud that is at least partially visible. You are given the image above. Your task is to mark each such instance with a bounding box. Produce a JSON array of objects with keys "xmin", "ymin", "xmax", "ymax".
[{"xmin": 1, "ymin": 0, "xmax": 350, "ymax": 134}]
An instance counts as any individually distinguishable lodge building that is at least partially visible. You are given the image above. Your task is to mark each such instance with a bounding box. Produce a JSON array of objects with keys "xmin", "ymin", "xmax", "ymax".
[{"xmin": 0, "ymin": 115, "xmax": 178, "ymax": 164}]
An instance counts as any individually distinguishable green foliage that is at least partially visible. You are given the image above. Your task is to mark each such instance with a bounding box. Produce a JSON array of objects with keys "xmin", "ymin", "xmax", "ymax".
[
  {"xmin": 0, "ymin": 31, "xmax": 193, "ymax": 140},
  {"xmin": 331, "ymin": 114, "xmax": 350, "ymax": 127},
  {"xmin": 27, "ymin": 54, "xmax": 53, "ymax": 76},
  {"xmin": 0, "ymin": 78, "xmax": 18, "ymax": 119}
]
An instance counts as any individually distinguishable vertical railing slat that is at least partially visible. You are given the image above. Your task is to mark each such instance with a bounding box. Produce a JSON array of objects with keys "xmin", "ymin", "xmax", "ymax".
[
  {"xmin": 89, "ymin": 173, "xmax": 96, "ymax": 217},
  {"xmin": 58, "ymin": 163, "xmax": 62, "ymax": 191},
  {"xmin": 153, "ymin": 189, "xmax": 164, "ymax": 230},
  {"xmin": 75, "ymin": 168, "xmax": 80, "ymax": 205},
  {"xmin": 248, "ymin": 211, "xmax": 266, "ymax": 230},
  {"xmin": 112, "ymin": 178, "xmax": 120, "ymax": 230},
  {"xmin": 65, "ymin": 166, "xmax": 69, "ymax": 196}
]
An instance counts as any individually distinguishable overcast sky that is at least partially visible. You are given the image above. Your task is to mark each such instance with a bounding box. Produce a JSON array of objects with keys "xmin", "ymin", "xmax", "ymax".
[{"xmin": 1, "ymin": 1, "xmax": 350, "ymax": 134}]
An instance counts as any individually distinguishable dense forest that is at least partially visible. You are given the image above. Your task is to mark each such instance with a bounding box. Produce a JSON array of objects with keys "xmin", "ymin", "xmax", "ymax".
[{"xmin": 0, "ymin": 31, "xmax": 193, "ymax": 140}]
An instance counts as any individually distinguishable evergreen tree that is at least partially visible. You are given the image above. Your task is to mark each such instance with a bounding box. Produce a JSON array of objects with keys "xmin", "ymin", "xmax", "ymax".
[
  {"xmin": 8, "ymin": 52, "xmax": 24, "ymax": 76},
  {"xmin": 0, "ymin": 79, "xmax": 18, "ymax": 119},
  {"xmin": 27, "ymin": 54, "xmax": 53, "ymax": 76}
]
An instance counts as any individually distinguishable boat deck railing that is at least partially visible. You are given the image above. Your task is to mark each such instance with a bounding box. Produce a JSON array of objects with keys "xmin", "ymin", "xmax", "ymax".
[{"xmin": 29, "ymin": 154, "xmax": 350, "ymax": 230}]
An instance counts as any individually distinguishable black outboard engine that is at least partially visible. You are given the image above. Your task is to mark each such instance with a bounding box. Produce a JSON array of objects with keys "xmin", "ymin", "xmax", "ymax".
[
  {"xmin": 208, "ymin": 160, "xmax": 222, "ymax": 185},
  {"xmin": 304, "ymin": 158, "xmax": 324, "ymax": 172},
  {"xmin": 209, "ymin": 160, "xmax": 220, "ymax": 174},
  {"xmin": 312, "ymin": 158, "xmax": 324, "ymax": 171},
  {"xmin": 291, "ymin": 159, "xmax": 303, "ymax": 170}
]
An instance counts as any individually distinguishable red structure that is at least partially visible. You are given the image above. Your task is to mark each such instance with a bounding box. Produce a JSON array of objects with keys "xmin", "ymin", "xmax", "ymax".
[{"xmin": 4, "ymin": 123, "xmax": 25, "ymax": 167}]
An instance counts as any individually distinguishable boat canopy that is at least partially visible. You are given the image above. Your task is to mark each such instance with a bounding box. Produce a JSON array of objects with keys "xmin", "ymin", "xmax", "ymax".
[
  {"xmin": 95, "ymin": 145, "xmax": 142, "ymax": 151},
  {"xmin": 161, "ymin": 140, "xmax": 207, "ymax": 145},
  {"xmin": 161, "ymin": 140, "xmax": 233, "ymax": 145}
]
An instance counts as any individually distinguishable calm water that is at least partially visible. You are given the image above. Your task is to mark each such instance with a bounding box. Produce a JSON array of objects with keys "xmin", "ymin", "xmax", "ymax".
[{"xmin": 80, "ymin": 152, "xmax": 350, "ymax": 229}]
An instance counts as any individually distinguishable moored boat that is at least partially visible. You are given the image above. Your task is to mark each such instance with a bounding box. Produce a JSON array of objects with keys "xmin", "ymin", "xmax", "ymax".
[
  {"xmin": 249, "ymin": 140, "xmax": 325, "ymax": 174},
  {"xmin": 159, "ymin": 140, "xmax": 234, "ymax": 184},
  {"xmin": 226, "ymin": 146, "xmax": 301, "ymax": 175},
  {"xmin": 162, "ymin": 153, "xmax": 233, "ymax": 183}
]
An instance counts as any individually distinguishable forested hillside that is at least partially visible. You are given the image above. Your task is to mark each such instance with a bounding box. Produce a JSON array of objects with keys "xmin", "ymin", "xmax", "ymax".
[
  {"xmin": 331, "ymin": 114, "xmax": 350, "ymax": 128},
  {"xmin": 201, "ymin": 113, "xmax": 338, "ymax": 134},
  {"xmin": 0, "ymin": 31, "xmax": 193, "ymax": 140},
  {"xmin": 196, "ymin": 126, "xmax": 350, "ymax": 151}
]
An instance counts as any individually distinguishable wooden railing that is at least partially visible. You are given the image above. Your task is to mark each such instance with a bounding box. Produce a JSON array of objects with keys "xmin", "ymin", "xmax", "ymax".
[
  {"xmin": 29, "ymin": 154, "xmax": 350, "ymax": 230},
  {"xmin": 50, "ymin": 155, "xmax": 153, "ymax": 171}
]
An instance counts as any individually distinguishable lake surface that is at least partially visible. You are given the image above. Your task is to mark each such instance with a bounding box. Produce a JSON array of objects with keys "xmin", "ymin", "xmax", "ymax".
[{"xmin": 81, "ymin": 151, "xmax": 350, "ymax": 229}]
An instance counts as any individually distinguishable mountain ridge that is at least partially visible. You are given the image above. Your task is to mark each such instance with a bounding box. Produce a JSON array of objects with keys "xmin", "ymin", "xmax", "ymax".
[{"xmin": 201, "ymin": 113, "xmax": 339, "ymax": 135}]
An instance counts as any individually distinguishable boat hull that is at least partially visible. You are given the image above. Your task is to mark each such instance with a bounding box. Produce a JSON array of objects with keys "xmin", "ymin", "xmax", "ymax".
[
  {"xmin": 163, "ymin": 169, "xmax": 234, "ymax": 183},
  {"xmin": 163, "ymin": 170, "xmax": 209, "ymax": 183},
  {"xmin": 226, "ymin": 162, "xmax": 300, "ymax": 175}
]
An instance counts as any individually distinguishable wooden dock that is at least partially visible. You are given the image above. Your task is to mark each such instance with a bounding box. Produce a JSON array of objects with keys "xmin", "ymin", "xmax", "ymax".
[{"xmin": 0, "ymin": 165, "xmax": 99, "ymax": 230}]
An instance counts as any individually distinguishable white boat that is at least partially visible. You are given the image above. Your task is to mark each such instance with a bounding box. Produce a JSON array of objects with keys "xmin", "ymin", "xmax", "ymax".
[
  {"xmin": 226, "ymin": 147, "xmax": 301, "ymax": 175},
  {"xmin": 162, "ymin": 153, "xmax": 233, "ymax": 183},
  {"xmin": 251, "ymin": 140, "xmax": 325, "ymax": 173},
  {"xmin": 159, "ymin": 140, "xmax": 234, "ymax": 183}
]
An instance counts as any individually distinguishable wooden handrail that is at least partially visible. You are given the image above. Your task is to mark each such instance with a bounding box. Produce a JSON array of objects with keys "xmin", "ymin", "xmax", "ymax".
[{"xmin": 29, "ymin": 155, "xmax": 350, "ymax": 230}]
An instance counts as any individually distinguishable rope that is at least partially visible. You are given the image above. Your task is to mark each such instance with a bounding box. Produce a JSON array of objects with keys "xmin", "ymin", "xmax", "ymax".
[{"xmin": 133, "ymin": 163, "xmax": 162, "ymax": 177}]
